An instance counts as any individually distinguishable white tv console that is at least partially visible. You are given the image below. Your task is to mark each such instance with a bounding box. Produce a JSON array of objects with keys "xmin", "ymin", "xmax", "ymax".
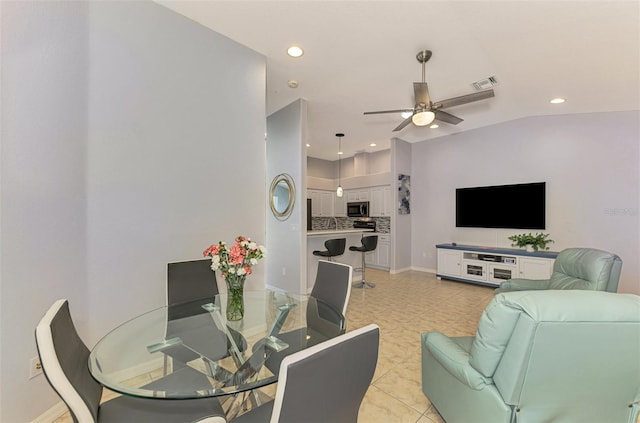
[{"xmin": 436, "ymin": 244, "xmax": 558, "ymax": 288}]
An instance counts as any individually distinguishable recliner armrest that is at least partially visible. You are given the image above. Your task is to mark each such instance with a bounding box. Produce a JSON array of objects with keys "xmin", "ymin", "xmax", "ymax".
[
  {"xmin": 494, "ymin": 278, "xmax": 551, "ymax": 294},
  {"xmin": 422, "ymin": 332, "xmax": 490, "ymax": 390}
]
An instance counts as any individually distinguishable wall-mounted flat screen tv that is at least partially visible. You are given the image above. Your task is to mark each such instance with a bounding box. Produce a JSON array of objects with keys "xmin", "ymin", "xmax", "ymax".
[{"xmin": 456, "ymin": 182, "xmax": 546, "ymax": 229}]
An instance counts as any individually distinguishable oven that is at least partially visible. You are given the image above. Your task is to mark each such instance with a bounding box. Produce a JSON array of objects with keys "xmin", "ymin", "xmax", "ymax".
[{"xmin": 353, "ymin": 219, "xmax": 376, "ymax": 231}]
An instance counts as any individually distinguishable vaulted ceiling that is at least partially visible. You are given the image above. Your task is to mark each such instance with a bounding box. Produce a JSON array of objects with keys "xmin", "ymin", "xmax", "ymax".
[{"xmin": 159, "ymin": 1, "xmax": 640, "ymax": 160}]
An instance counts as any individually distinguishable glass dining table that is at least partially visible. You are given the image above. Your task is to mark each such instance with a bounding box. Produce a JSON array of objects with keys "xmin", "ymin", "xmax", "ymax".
[{"xmin": 88, "ymin": 290, "xmax": 345, "ymax": 402}]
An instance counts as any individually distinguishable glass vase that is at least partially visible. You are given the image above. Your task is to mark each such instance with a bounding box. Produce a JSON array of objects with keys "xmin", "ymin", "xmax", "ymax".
[{"xmin": 225, "ymin": 274, "xmax": 246, "ymax": 321}]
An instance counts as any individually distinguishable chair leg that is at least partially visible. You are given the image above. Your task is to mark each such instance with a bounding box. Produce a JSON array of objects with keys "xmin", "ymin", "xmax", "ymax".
[{"xmin": 352, "ymin": 251, "xmax": 376, "ymax": 289}]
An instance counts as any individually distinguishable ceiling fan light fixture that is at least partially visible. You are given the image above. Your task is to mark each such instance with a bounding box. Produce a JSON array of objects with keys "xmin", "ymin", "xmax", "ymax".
[{"xmin": 412, "ymin": 110, "xmax": 435, "ymax": 126}]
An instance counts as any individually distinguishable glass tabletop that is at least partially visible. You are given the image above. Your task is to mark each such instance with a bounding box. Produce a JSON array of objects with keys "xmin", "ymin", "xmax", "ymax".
[{"xmin": 88, "ymin": 290, "xmax": 345, "ymax": 399}]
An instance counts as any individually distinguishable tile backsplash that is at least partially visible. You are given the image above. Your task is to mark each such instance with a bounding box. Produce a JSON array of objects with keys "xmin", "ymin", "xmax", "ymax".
[{"xmin": 311, "ymin": 217, "xmax": 391, "ymax": 233}]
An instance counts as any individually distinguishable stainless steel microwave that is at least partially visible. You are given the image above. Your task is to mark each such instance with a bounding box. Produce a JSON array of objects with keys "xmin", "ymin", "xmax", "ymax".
[{"xmin": 347, "ymin": 201, "xmax": 369, "ymax": 217}]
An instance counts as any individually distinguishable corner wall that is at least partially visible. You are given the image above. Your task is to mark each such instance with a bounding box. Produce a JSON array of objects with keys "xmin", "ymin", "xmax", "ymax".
[
  {"xmin": 391, "ymin": 138, "xmax": 412, "ymax": 273},
  {"xmin": 266, "ymin": 99, "xmax": 308, "ymax": 293},
  {"xmin": 1, "ymin": 1, "xmax": 266, "ymax": 421}
]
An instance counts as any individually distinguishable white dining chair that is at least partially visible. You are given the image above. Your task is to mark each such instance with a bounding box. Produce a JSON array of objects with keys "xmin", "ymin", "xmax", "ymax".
[
  {"xmin": 231, "ymin": 324, "xmax": 379, "ymax": 422},
  {"xmin": 36, "ymin": 299, "xmax": 227, "ymax": 423}
]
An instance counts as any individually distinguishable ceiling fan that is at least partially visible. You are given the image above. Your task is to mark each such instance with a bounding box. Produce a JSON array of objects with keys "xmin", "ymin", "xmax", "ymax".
[{"xmin": 364, "ymin": 50, "xmax": 495, "ymax": 132}]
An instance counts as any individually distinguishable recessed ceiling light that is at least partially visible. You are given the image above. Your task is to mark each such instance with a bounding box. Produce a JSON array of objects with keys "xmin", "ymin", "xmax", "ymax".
[
  {"xmin": 550, "ymin": 98, "xmax": 566, "ymax": 104},
  {"xmin": 401, "ymin": 111, "xmax": 412, "ymax": 119},
  {"xmin": 287, "ymin": 46, "xmax": 304, "ymax": 58},
  {"xmin": 370, "ymin": 143, "xmax": 377, "ymax": 147},
  {"xmin": 338, "ymin": 151, "xmax": 343, "ymax": 155},
  {"xmin": 430, "ymin": 124, "xmax": 439, "ymax": 129},
  {"xmin": 306, "ymin": 143, "xmax": 310, "ymax": 147},
  {"xmin": 288, "ymin": 80, "xmax": 299, "ymax": 88}
]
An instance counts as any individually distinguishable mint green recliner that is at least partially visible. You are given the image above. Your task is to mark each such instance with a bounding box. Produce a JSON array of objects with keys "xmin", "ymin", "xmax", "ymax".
[
  {"xmin": 495, "ymin": 248, "xmax": 622, "ymax": 294},
  {"xmin": 421, "ymin": 290, "xmax": 640, "ymax": 423}
]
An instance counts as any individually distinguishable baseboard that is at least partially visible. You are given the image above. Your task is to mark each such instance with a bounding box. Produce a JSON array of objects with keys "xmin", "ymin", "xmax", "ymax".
[
  {"xmin": 31, "ymin": 401, "xmax": 68, "ymax": 423},
  {"xmin": 410, "ymin": 266, "xmax": 436, "ymax": 274}
]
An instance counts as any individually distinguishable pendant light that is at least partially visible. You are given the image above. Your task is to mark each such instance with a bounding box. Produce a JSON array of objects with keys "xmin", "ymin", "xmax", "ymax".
[{"xmin": 336, "ymin": 133, "xmax": 344, "ymax": 197}]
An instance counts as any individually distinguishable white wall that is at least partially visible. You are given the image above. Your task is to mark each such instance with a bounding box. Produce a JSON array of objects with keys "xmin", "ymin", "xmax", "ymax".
[
  {"xmin": 1, "ymin": 2, "xmax": 90, "ymax": 421},
  {"xmin": 266, "ymin": 99, "xmax": 308, "ymax": 293},
  {"xmin": 410, "ymin": 112, "xmax": 639, "ymax": 294},
  {"xmin": 391, "ymin": 138, "xmax": 413, "ymax": 273},
  {"xmin": 1, "ymin": 1, "xmax": 266, "ymax": 421}
]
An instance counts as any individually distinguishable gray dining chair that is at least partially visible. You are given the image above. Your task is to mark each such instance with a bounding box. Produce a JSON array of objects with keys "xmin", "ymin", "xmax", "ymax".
[
  {"xmin": 311, "ymin": 260, "xmax": 352, "ymax": 316},
  {"xmin": 35, "ymin": 299, "xmax": 226, "ymax": 423},
  {"xmin": 259, "ymin": 260, "xmax": 352, "ymax": 374},
  {"xmin": 167, "ymin": 259, "xmax": 219, "ymax": 305},
  {"xmin": 232, "ymin": 324, "xmax": 379, "ymax": 423}
]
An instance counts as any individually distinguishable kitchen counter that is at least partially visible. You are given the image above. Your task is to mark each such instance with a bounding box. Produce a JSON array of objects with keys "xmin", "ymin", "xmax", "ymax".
[
  {"xmin": 307, "ymin": 229, "xmax": 374, "ymax": 237},
  {"xmin": 306, "ymin": 229, "xmax": 376, "ymax": 292}
]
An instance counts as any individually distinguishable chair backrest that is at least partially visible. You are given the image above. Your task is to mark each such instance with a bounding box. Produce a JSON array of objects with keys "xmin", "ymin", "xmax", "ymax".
[
  {"xmin": 167, "ymin": 259, "xmax": 218, "ymax": 306},
  {"xmin": 469, "ymin": 290, "xmax": 640, "ymax": 423},
  {"xmin": 324, "ymin": 238, "xmax": 346, "ymax": 256},
  {"xmin": 35, "ymin": 299, "xmax": 103, "ymax": 423},
  {"xmin": 310, "ymin": 260, "xmax": 353, "ymax": 316},
  {"xmin": 361, "ymin": 235, "xmax": 378, "ymax": 252},
  {"xmin": 270, "ymin": 324, "xmax": 379, "ymax": 423},
  {"xmin": 548, "ymin": 247, "xmax": 622, "ymax": 292}
]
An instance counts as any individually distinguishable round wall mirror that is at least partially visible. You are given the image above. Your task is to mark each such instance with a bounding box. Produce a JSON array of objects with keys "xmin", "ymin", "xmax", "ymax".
[{"xmin": 269, "ymin": 173, "xmax": 296, "ymax": 220}]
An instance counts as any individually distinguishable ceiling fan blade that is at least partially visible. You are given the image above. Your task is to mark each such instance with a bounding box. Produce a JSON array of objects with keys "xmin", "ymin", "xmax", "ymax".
[
  {"xmin": 435, "ymin": 89, "xmax": 495, "ymax": 109},
  {"xmin": 364, "ymin": 109, "xmax": 413, "ymax": 115},
  {"xmin": 434, "ymin": 110, "xmax": 463, "ymax": 125},
  {"xmin": 413, "ymin": 82, "xmax": 430, "ymax": 106},
  {"xmin": 392, "ymin": 116, "xmax": 414, "ymax": 132}
]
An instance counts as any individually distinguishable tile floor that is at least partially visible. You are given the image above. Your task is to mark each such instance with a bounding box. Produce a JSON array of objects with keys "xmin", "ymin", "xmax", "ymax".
[{"xmin": 53, "ymin": 269, "xmax": 496, "ymax": 423}]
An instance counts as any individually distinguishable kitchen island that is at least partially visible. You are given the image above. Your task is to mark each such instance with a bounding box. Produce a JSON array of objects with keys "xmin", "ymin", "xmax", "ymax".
[{"xmin": 306, "ymin": 229, "xmax": 374, "ymax": 292}]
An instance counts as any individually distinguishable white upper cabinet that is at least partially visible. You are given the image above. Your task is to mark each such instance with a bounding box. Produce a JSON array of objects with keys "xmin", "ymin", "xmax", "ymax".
[
  {"xmin": 307, "ymin": 189, "xmax": 334, "ymax": 217},
  {"xmin": 370, "ymin": 186, "xmax": 393, "ymax": 216}
]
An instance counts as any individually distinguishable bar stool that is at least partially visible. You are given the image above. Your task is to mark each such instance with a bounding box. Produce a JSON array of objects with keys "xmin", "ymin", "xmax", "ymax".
[
  {"xmin": 349, "ymin": 235, "xmax": 378, "ymax": 289},
  {"xmin": 313, "ymin": 238, "xmax": 346, "ymax": 262}
]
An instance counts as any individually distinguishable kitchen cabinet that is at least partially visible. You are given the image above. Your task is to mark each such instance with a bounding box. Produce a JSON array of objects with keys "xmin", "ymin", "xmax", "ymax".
[
  {"xmin": 383, "ymin": 186, "xmax": 392, "ymax": 216},
  {"xmin": 370, "ymin": 186, "xmax": 393, "ymax": 217},
  {"xmin": 436, "ymin": 244, "xmax": 557, "ymax": 287},
  {"xmin": 334, "ymin": 193, "xmax": 347, "ymax": 217},
  {"xmin": 364, "ymin": 234, "xmax": 390, "ymax": 270},
  {"xmin": 346, "ymin": 189, "xmax": 369, "ymax": 203},
  {"xmin": 307, "ymin": 189, "xmax": 334, "ymax": 217}
]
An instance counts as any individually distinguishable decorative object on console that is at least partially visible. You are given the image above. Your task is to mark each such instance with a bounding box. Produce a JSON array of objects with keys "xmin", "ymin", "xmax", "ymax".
[
  {"xmin": 508, "ymin": 232, "xmax": 553, "ymax": 252},
  {"xmin": 203, "ymin": 236, "xmax": 265, "ymax": 321}
]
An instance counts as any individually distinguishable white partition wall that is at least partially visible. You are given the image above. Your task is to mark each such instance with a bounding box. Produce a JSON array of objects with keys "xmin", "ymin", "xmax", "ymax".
[
  {"xmin": 1, "ymin": 1, "xmax": 266, "ymax": 421},
  {"xmin": 266, "ymin": 100, "xmax": 308, "ymax": 294}
]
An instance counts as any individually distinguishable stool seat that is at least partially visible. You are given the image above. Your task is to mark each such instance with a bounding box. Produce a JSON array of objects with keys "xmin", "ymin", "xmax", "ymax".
[
  {"xmin": 313, "ymin": 238, "xmax": 346, "ymax": 262},
  {"xmin": 349, "ymin": 235, "xmax": 378, "ymax": 289}
]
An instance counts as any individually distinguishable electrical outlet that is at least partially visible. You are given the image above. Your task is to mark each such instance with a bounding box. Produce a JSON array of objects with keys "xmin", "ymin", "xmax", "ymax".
[{"xmin": 29, "ymin": 356, "xmax": 42, "ymax": 379}]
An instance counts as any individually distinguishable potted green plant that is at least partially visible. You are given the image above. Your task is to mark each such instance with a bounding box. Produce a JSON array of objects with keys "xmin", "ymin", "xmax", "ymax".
[{"xmin": 508, "ymin": 232, "xmax": 554, "ymax": 252}]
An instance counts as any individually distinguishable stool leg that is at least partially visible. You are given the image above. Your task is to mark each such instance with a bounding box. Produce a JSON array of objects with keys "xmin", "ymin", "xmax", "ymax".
[{"xmin": 352, "ymin": 250, "xmax": 376, "ymax": 289}]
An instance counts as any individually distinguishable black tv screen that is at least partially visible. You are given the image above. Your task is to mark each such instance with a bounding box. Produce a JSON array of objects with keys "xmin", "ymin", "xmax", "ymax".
[{"xmin": 456, "ymin": 182, "xmax": 546, "ymax": 229}]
